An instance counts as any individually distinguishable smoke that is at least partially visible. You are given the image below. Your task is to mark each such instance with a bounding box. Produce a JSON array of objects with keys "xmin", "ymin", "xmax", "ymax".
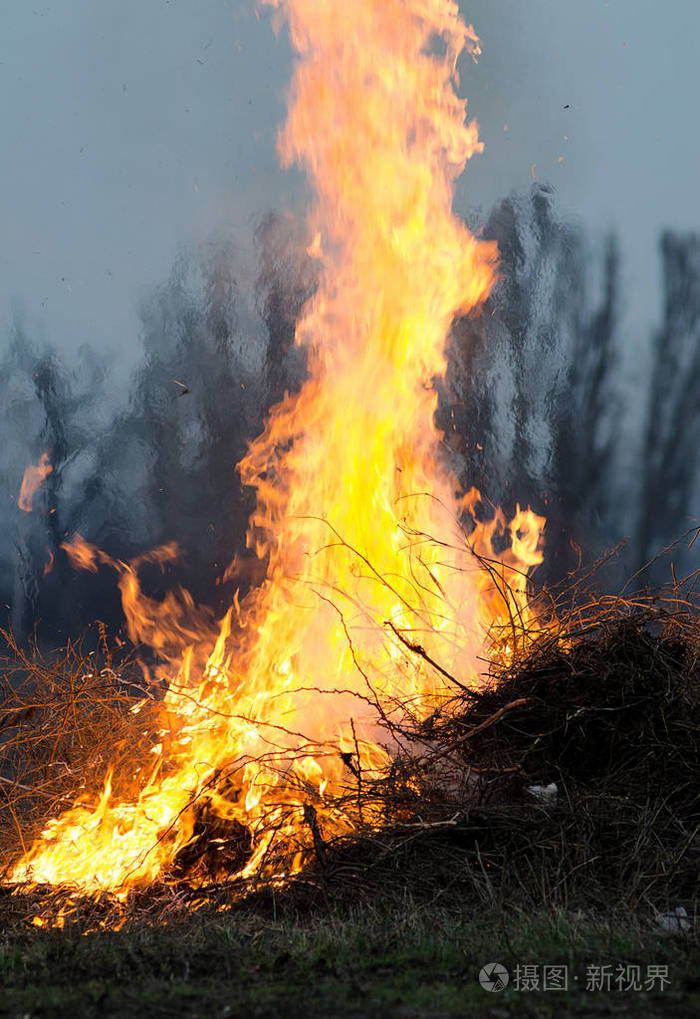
[{"xmin": 1, "ymin": 194, "xmax": 698, "ymax": 645}]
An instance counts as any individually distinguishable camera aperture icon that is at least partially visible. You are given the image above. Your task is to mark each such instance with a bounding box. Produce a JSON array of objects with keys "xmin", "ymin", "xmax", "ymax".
[{"xmin": 479, "ymin": 962, "xmax": 510, "ymax": 992}]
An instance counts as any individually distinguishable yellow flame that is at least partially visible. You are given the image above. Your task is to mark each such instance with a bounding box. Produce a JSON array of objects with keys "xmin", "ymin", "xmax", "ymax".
[{"xmin": 9, "ymin": 0, "xmax": 544, "ymax": 898}]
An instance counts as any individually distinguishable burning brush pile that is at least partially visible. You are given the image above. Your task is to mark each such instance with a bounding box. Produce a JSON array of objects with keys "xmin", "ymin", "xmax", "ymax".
[
  {"xmin": 0, "ymin": 0, "xmax": 698, "ymax": 931},
  {"xmin": 1, "ymin": 584, "xmax": 698, "ymax": 926}
]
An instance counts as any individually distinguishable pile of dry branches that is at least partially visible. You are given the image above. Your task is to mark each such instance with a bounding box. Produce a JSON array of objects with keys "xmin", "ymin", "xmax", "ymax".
[
  {"xmin": 306, "ymin": 585, "xmax": 699, "ymax": 914},
  {"xmin": 0, "ymin": 626, "xmax": 156, "ymax": 877},
  {"xmin": 159, "ymin": 584, "xmax": 699, "ymax": 917},
  {"xmin": 1, "ymin": 570, "xmax": 698, "ymax": 927}
]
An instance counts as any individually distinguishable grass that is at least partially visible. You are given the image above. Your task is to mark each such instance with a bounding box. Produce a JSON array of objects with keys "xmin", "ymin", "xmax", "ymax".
[{"xmin": 0, "ymin": 895, "xmax": 697, "ymax": 1018}]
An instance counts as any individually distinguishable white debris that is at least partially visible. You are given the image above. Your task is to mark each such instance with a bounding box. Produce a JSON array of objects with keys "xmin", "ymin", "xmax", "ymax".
[
  {"xmin": 655, "ymin": 906, "xmax": 691, "ymax": 935},
  {"xmin": 526, "ymin": 782, "xmax": 558, "ymax": 805}
]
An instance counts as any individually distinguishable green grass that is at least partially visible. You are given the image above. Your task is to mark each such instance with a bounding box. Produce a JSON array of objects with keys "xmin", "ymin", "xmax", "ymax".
[{"xmin": 0, "ymin": 897, "xmax": 697, "ymax": 1018}]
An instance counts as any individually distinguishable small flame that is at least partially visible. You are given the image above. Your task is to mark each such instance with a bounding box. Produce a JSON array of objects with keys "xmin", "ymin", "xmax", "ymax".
[
  {"xmin": 18, "ymin": 452, "xmax": 53, "ymax": 512},
  {"xmin": 9, "ymin": 0, "xmax": 545, "ymax": 901}
]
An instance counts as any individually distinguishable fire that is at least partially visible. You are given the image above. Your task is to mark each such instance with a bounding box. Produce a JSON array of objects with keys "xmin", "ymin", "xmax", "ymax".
[
  {"xmin": 18, "ymin": 452, "xmax": 53, "ymax": 512},
  {"xmin": 9, "ymin": 0, "xmax": 544, "ymax": 897}
]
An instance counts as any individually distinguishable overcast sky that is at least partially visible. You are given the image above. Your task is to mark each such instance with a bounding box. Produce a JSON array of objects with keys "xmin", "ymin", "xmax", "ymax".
[{"xmin": 1, "ymin": 0, "xmax": 698, "ymax": 380}]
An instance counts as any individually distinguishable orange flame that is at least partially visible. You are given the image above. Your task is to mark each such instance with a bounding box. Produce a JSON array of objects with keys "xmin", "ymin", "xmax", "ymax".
[
  {"xmin": 18, "ymin": 452, "xmax": 53, "ymax": 512},
  {"xmin": 9, "ymin": 0, "xmax": 544, "ymax": 898}
]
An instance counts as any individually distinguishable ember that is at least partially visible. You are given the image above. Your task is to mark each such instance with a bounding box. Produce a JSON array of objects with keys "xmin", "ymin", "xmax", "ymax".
[{"xmin": 18, "ymin": 453, "xmax": 53, "ymax": 513}]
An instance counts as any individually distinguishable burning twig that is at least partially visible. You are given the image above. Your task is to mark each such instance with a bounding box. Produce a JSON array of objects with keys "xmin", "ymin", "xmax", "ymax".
[
  {"xmin": 384, "ymin": 619, "xmax": 482, "ymax": 700},
  {"xmin": 302, "ymin": 803, "xmax": 328, "ymax": 876},
  {"xmin": 350, "ymin": 718, "xmax": 363, "ymax": 826}
]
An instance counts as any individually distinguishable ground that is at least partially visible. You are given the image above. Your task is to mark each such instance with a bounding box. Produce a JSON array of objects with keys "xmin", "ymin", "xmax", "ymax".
[{"xmin": 0, "ymin": 893, "xmax": 697, "ymax": 1018}]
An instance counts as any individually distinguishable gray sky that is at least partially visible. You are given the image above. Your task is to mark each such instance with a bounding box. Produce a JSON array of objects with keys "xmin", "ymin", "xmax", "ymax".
[{"xmin": 1, "ymin": 0, "xmax": 698, "ymax": 379}]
